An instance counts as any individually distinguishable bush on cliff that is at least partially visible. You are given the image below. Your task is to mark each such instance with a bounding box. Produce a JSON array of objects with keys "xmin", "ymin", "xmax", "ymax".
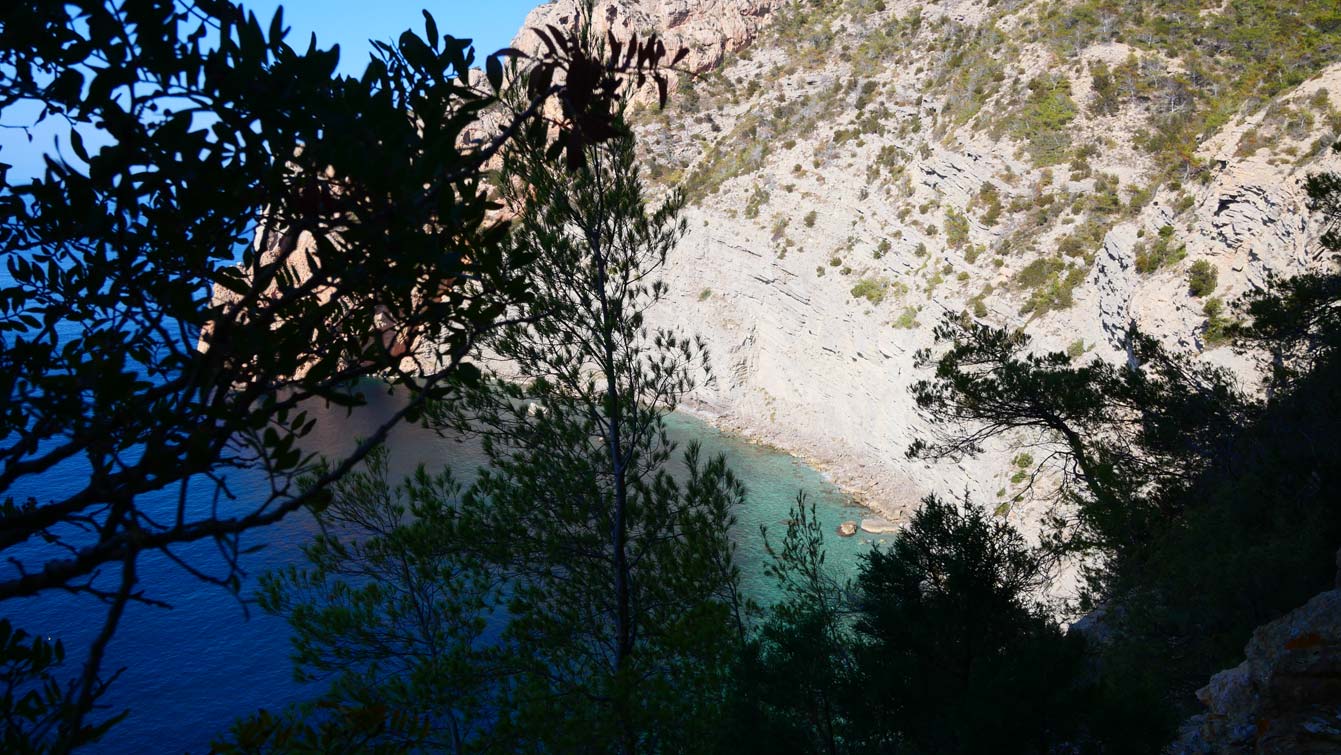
[{"xmin": 905, "ymin": 153, "xmax": 1341, "ymax": 732}]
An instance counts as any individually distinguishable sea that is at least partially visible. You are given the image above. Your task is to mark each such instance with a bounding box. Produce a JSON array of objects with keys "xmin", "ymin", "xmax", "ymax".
[{"xmin": 5, "ymin": 383, "xmax": 884, "ymax": 753}]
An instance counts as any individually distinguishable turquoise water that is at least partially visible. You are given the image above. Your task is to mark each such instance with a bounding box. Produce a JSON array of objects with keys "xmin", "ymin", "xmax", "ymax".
[
  {"xmin": 7, "ymin": 387, "xmax": 879, "ymax": 753},
  {"xmin": 659, "ymin": 412, "xmax": 878, "ymax": 599}
]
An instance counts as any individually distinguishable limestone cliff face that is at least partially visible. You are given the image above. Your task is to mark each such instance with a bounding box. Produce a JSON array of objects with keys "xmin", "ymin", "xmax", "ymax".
[
  {"xmin": 501, "ymin": 1, "xmax": 1341, "ymax": 548},
  {"xmin": 512, "ymin": 0, "xmax": 781, "ymax": 75}
]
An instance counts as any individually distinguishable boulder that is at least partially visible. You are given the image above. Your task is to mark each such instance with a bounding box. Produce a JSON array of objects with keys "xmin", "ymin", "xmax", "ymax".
[
  {"xmin": 836, "ymin": 520, "xmax": 857, "ymax": 537},
  {"xmin": 1175, "ymin": 551, "xmax": 1341, "ymax": 753},
  {"xmin": 859, "ymin": 517, "xmax": 899, "ymax": 535}
]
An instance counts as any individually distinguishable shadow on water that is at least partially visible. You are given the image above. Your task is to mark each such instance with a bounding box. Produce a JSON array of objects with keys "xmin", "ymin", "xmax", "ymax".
[{"xmin": 11, "ymin": 383, "xmax": 883, "ymax": 753}]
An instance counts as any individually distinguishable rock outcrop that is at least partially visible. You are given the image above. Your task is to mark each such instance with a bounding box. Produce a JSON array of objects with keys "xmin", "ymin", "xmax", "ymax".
[
  {"xmin": 513, "ymin": 0, "xmax": 782, "ymax": 76},
  {"xmin": 859, "ymin": 517, "xmax": 899, "ymax": 535},
  {"xmin": 1173, "ymin": 552, "xmax": 1341, "ymax": 754}
]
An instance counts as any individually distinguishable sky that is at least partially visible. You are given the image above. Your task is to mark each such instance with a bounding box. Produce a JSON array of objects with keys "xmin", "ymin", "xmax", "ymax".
[
  {"xmin": 0, "ymin": 1, "xmax": 543, "ymax": 179},
  {"xmin": 243, "ymin": 0, "xmax": 542, "ymax": 75}
]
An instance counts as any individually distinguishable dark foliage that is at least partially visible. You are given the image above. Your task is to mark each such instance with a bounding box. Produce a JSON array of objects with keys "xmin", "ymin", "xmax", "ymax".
[
  {"xmin": 851, "ymin": 497, "xmax": 1086, "ymax": 754},
  {"xmin": 908, "ymin": 316, "xmax": 1252, "ymax": 571},
  {"xmin": 907, "ymin": 150, "xmax": 1341, "ymax": 730},
  {"xmin": 717, "ymin": 496, "xmax": 1107, "ymax": 754},
  {"xmin": 716, "ymin": 497, "xmax": 854, "ymax": 755},
  {"xmin": 0, "ymin": 0, "xmax": 683, "ymax": 748}
]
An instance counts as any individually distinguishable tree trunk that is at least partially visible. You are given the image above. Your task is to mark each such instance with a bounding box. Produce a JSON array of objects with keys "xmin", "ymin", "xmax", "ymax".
[{"xmin": 589, "ymin": 169, "xmax": 636, "ymax": 755}]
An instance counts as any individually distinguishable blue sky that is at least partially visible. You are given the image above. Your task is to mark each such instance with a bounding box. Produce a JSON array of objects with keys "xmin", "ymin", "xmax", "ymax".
[
  {"xmin": 0, "ymin": 1, "xmax": 542, "ymax": 178},
  {"xmin": 244, "ymin": 0, "xmax": 542, "ymax": 75}
]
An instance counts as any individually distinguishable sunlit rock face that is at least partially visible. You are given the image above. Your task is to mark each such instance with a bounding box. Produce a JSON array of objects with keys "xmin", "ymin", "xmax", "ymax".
[
  {"xmin": 244, "ymin": 1, "xmax": 1341, "ymax": 568},
  {"xmin": 506, "ymin": 1, "xmax": 1341, "ymax": 551},
  {"xmin": 512, "ymin": 0, "xmax": 782, "ymax": 76}
]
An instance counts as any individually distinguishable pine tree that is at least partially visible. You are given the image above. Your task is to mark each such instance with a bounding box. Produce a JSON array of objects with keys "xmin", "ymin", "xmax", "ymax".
[
  {"xmin": 447, "ymin": 127, "xmax": 747, "ymax": 754},
  {"xmin": 236, "ymin": 129, "xmax": 747, "ymax": 753}
]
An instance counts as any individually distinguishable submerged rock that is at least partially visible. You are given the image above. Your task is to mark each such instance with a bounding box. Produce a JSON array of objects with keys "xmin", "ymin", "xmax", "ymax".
[{"xmin": 859, "ymin": 517, "xmax": 899, "ymax": 535}]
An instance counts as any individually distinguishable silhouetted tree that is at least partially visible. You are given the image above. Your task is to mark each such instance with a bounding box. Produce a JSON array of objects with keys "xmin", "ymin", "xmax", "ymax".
[
  {"xmin": 716, "ymin": 496, "xmax": 856, "ymax": 755},
  {"xmin": 718, "ymin": 495, "xmax": 1097, "ymax": 754},
  {"xmin": 451, "ymin": 127, "xmax": 746, "ymax": 755},
  {"xmin": 0, "ymin": 0, "xmax": 680, "ymax": 747},
  {"xmin": 850, "ymin": 496, "xmax": 1087, "ymax": 754},
  {"xmin": 904, "ymin": 145, "xmax": 1341, "ymax": 731},
  {"xmin": 228, "ymin": 127, "xmax": 744, "ymax": 752}
]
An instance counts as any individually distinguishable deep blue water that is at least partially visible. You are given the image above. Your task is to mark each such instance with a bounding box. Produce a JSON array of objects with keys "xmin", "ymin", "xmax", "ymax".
[{"xmin": 6, "ymin": 386, "xmax": 880, "ymax": 753}]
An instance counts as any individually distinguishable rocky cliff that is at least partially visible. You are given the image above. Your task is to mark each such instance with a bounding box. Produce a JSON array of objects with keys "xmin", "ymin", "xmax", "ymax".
[
  {"xmin": 508, "ymin": 0, "xmax": 1341, "ymax": 549},
  {"xmin": 1173, "ymin": 551, "xmax": 1341, "ymax": 754},
  {"xmin": 514, "ymin": 0, "xmax": 782, "ymax": 76}
]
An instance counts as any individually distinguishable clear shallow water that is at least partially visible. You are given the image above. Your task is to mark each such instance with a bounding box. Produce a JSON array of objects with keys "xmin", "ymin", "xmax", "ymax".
[{"xmin": 6, "ymin": 387, "xmax": 881, "ymax": 753}]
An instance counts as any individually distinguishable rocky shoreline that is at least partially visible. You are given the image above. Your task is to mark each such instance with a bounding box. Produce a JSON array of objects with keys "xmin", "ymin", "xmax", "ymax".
[
  {"xmin": 681, "ymin": 402, "xmax": 901, "ymax": 514},
  {"xmin": 676, "ymin": 399, "xmax": 913, "ymax": 520}
]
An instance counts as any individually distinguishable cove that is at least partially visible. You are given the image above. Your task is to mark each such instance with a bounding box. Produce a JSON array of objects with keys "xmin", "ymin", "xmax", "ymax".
[{"xmin": 10, "ymin": 385, "xmax": 886, "ymax": 753}]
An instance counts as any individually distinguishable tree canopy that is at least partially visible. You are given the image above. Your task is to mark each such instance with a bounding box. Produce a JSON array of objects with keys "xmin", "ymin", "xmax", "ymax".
[
  {"xmin": 0, "ymin": 0, "xmax": 682, "ymax": 748},
  {"xmin": 223, "ymin": 124, "xmax": 746, "ymax": 752}
]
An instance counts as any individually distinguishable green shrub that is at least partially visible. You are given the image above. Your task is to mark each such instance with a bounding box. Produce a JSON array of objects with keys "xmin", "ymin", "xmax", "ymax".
[
  {"xmin": 855, "ymin": 79, "xmax": 880, "ymax": 110},
  {"xmin": 1188, "ymin": 260, "xmax": 1218, "ymax": 297},
  {"xmin": 972, "ymin": 297, "xmax": 988, "ymax": 318},
  {"xmin": 893, "ymin": 306, "xmax": 920, "ymax": 329},
  {"xmin": 1089, "ymin": 60, "xmax": 1119, "ymax": 116},
  {"xmin": 851, "ymin": 276, "xmax": 891, "ymax": 304},
  {"xmin": 874, "ymin": 144, "xmax": 904, "ymax": 180},
  {"xmin": 974, "ymin": 182, "xmax": 1004, "ymax": 226},
  {"xmin": 744, "ymin": 185, "xmax": 771, "ymax": 220},
  {"xmin": 1015, "ymin": 257, "xmax": 1087, "ymax": 315},
  {"xmin": 804, "ymin": 210, "xmax": 818, "ymax": 227},
  {"xmin": 1089, "ymin": 173, "xmax": 1124, "ymax": 216},
  {"xmin": 1014, "ymin": 257, "xmax": 1064, "ymax": 290},
  {"xmin": 1057, "ymin": 235, "xmax": 1084, "ymax": 258},
  {"xmin": 1135, "ymin": 226, "xmax": 1186, "ymax": 273},
  {"xmin": 1126, "ymin": 184, "xmax": 1155, "ymax": 215},
  {"xmin": 1010, "ymin": 75, "xmax": 1078, "ymax": 166},
  {"xmin": 1203, "ymin": 297, "xmax": 1232, "ymax": 346},
  {"xmin": 944, "ymin": 208, "xmax": 970, "ymax": 248}
]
